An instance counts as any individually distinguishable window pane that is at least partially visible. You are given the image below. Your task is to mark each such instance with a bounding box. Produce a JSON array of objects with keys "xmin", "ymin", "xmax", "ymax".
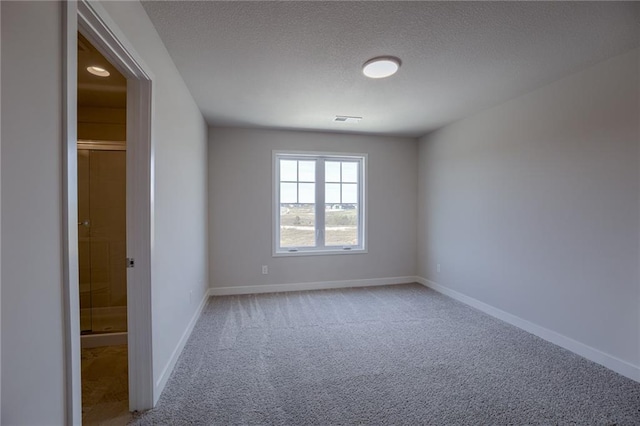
[
  {"xmin": 280, "ymin": 183, "xmax": 297, "ymax": 203},
  {"xmin": 280, "ymin": 204, "xmax": 316, "ymax": 247},
  {"xmin": 342, "ymin": 162, "xmax": 358, "ymax": 183},
  {"xmin": 325, "ymin": 183, "xmax": 340, "ymax": 204},
  {"xmin": 325, "ymin": 161, "xmax": 341, "ymax": 182},
  {"xmin": 342, "ymin": 183, "xmax": 358, "ymax": 204},
  {"xmin": 298, "ymin": 161, "xmax": 315, "ymax": 182},
  {"xmin": 276, "ymin": 153, "xmax": 364, "ymax": 253},
  {"xmin": 325, "ymin": 204, "xmax": 358, "ymax": 246},
  {"xmin": 299, "ymin": 183, "xmax": 315, "ymax": 203},
  {"xmin": 280, "ymin": 160, "xmax": 297, "ymax": 181}
]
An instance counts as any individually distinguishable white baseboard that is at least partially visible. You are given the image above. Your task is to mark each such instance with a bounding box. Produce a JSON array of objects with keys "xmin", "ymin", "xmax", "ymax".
[
  {"xmin": 209, "ymin": 276, "xmax": 417, "ymax": 296},
  {"xmin": 154, "ymin": 288, "xmax": 211, "ymax": 402},
  {"xmin": 415, "ymin": 277, "xmax": 640, "ymax": 383}
]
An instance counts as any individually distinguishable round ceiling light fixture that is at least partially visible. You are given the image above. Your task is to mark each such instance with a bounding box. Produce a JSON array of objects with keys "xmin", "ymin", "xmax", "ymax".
[
  {"xmin": 362, "ymin": 56, "xmax": 401, "ymax": 79},
  {"xmin": 87, "ymin": 66, "xmax": 110, "ymax": 77}
]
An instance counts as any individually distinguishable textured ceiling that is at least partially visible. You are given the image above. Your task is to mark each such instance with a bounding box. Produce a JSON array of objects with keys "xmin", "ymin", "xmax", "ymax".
[{"xmin": 142, "ymin": 1, "xmax": 639, "ymax": 137}]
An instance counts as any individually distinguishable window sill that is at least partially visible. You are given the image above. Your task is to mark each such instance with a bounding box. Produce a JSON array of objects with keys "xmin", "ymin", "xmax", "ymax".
[{"xmin": 273, "ymin": 248, "xmax": 368, "ymax": 258}]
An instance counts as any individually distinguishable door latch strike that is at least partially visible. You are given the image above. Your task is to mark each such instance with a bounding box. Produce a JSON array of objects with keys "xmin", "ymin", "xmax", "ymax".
[{"xmin": 126, "ymin": 258, "xmax": 135, "ymax": 268}]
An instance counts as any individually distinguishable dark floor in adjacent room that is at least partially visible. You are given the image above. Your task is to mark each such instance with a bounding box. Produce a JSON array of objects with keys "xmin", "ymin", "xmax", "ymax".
[
  {"xmin": 82, "ymin": 344, "xmax": 131, "ymax": 425},
  {"xmin": 131, "ymin": 284, "xmax": 640, "ymax": 425}
]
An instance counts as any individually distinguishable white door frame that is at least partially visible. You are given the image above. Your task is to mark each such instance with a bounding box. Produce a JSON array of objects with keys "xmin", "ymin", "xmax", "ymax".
[{"xmin": 63, "ymin": 1, "xmax": 155, "ymax": 423}]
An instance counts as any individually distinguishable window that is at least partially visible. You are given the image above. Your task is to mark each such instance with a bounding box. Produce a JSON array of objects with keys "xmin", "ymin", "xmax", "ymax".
[{"xmin": 274, "ymin": 151, "xmax": 366, "ymax": 255}]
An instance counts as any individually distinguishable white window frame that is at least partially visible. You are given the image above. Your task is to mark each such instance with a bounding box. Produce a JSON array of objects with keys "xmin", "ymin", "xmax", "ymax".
[{"xmin": 273, "ymin": 150, "xmax": 367, "ymax": 256}]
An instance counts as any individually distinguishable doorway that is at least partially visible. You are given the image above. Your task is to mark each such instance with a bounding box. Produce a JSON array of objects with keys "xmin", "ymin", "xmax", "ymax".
[
  {"xmin": 64, "ymin": 2, "xmax": 155, "ymax": 422},
  {"xmin": 77, "ymin": 32, "xmax": 130, "ymax": 425}
]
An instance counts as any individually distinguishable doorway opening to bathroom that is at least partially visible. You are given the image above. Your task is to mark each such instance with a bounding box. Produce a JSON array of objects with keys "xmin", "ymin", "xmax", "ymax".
[
  {"xmin": 65, "ymin": 2, "xmax": 154, "ymax": 422},
  {"xmin": 77, "ymin": 32, "xmax": 130, "ymax": 425}
]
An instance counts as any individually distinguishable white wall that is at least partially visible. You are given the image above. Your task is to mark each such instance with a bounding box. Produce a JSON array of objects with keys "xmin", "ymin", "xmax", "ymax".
[
  {"xmin": 98, "ymin": 1, "xmax": 209, "ymax": 400},
  {"xmin": 418, "ymin": 49, "xmax": 640, "ymax": 370},
  {"xmin": 209, "ymin": 128, "xmax": 417, "ymax": 289},
  {"xmin": 1, "ymin": 2, "xmax": 66, "ymax": 424},
  {"xmin": 1, "ymin": 1, "xmax": 209, "ymax": 422}
]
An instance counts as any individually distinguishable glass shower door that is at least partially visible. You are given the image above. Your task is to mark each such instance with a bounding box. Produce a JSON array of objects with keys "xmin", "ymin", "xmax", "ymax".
[
  {"xmin": 78, "ymin": 149, "xmax": 127, "ymax": 334},
  {"xmin": 78, "ymin": 150, "xmax": 92, "ymax": 333}
]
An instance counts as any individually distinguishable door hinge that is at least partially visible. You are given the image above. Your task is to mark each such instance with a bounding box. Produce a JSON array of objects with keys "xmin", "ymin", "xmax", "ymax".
[{"xmin": 126, "ymin": 258, "xmax": 135, "ymax": 268}]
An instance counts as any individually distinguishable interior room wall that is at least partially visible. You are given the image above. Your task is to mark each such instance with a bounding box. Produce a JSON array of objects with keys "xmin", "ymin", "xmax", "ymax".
[
  {"xmin": 78, "ymin": 106, "xmax": 126, "ymax": 141},
  {"xmin": 417, "ymin": 49, "xmax": 640, "ymax": 371},
  {"xmin": 1, "ymin": 1, "xmax": 209, "ymax": 421},
  {"xmin": 208, "ymin": 128, "xmax": 418, "ymax": 289},
  {"xmin": 98, "ymin": 1, "xmax": 209, "ymax": 399},
  {"xmin": 1, "ymin": 2, "xmax": 66, "ymax": 424}
]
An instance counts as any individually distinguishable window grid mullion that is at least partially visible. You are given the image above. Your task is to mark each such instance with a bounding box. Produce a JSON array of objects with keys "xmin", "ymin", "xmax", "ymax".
[
  {"xmin": 316, "ymin": 158, "xmax": 325, "ymax": 248},
  {"xmin": 339, "ymin": 161, "xmax": 343, "ymax": 204},
  {"xmin": 276, "ymin": 158, "xmax": 282, "ymax": 250},
  {"xmin": 358, "ymin": 160, "xmax": 362, "ymax": 246},
  {"xmin": 296, "ymin": 161, "xmax": 299, "ymax": 204}
]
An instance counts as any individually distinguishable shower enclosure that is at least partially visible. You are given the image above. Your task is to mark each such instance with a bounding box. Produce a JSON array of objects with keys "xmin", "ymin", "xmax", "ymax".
[{"xmin": 78, "ymin": 145, "xmax": 127, "ymax": 336}]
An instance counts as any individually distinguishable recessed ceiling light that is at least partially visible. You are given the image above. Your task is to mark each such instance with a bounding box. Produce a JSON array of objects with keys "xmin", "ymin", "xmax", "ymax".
[
  {"xmin": 362, "ymin": 57, "xmax": 401, "ymax": 79},
  {"xmin": 87, "ymin": 66, "xmax": 110, "ymax": 77}
]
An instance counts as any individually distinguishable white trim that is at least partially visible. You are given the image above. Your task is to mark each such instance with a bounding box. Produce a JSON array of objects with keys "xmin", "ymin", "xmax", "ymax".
[
  {"xmin": 62, "ymin": 3, "xmax": 82, "ymax": 424},
  {"xmin": 272, "ymin": 248, "xmax": 369, "ymax": 258},
  {"xmin": 124, "ymin": 66, "xmax": 154, "ymax": 412},
  {"xmin": 272, "ymin": 150, "xmax": 368, "ymax": 256},
  {"xmin": 79, "ymin": 0, "xmax": 155, "ymax": 411},
  {"xmin": 210, "ymin": 276, "xmax": 416, "ymax": 296},
  {"xmin": 154, "ymin": 290, "xmax": 211, "ymax": 400},
  {"xmin": 63, "ymin": 1, "xmax": 156, "ymax": 419},
  {"xmin": 81, "ymin": 332, "xmax": 128, "ymax": 349},
  {"xmin": 76, "ymin": 1, "xmax": 152, "ymax": 81},
  {"xmin": 416, "ymin": 277, "xmax": 640, "ymax": 383}
]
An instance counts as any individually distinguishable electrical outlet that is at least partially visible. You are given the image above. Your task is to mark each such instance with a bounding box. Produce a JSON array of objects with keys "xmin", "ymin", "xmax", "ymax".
[
  {"xmin": 437, "ymin": 263, "xmax": 441, "ymax": 273},
  {"xmin": 261, "ymin": 265, "xmax": 268, "ymax": 275}
]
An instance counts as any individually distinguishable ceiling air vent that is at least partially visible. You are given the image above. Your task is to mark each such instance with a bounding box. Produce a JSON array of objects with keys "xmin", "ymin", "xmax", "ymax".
[{"xmin": 334, "ymin": 116, "xmax": 362, "ymax": 123}]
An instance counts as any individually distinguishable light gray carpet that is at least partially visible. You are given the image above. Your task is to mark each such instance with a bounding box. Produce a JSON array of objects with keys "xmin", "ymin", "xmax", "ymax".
[{"xmin": 131, "ymin": 283, "xmax": 640, "ymax": 425}]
